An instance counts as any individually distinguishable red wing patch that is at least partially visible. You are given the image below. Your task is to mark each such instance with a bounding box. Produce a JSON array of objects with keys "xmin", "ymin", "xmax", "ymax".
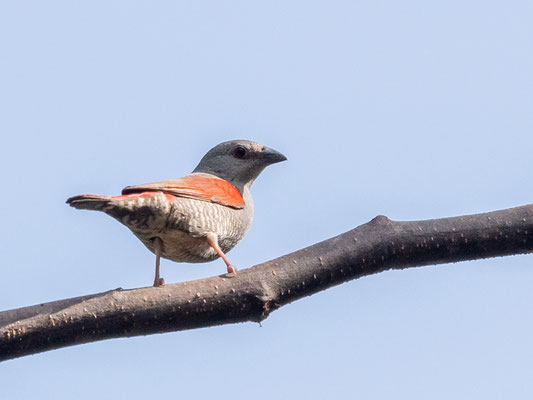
[
  {"xmin": 116, "ymin": 192, "xmax": 157, "ymax": 199},
  {"xmin": 121, "ymin": 175, "xmax": 245, "ymax": 209},
  {"xmin": 112, "ymin": 191, "xmax": 176, "ymax": 202}
]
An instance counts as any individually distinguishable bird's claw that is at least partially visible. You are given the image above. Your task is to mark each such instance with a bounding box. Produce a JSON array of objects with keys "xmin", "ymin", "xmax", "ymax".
[
  {"xmin": 225, "ymin": 264, "xmax": 238, "ymax": 278},
  {"xmin": 153, "ymin": 277, "xmax": 165, "ymax": 287}
]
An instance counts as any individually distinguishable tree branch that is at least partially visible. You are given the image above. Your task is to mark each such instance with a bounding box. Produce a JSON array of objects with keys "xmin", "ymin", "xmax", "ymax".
[{"xmin": 2, "ymin": 203, "xmax": 533, "ymax": 361}]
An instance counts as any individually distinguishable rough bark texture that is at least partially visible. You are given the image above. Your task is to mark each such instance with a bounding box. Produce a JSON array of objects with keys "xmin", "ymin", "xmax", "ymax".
[{"xmin": 2, "ymin": 204, "xmax": 533, "ymax": 361}]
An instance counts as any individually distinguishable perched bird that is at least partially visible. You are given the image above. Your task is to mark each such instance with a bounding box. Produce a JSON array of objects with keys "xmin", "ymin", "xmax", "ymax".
[{"xmin": 67, "ymin": 140, "xmax": 286, "ymax": 286}]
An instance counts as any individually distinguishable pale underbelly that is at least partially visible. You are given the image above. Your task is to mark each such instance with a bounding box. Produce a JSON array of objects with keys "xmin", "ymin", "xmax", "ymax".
[
  {"xmin": 134, "ymin": 229, "xmax": 240, "ymax": 263},
  {"xmin": 111, "ymin": 192, "xmax": 252, "ymax": 264}
]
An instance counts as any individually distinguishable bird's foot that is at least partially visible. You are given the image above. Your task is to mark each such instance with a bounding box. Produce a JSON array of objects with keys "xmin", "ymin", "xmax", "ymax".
[
  {"xmin": 153, "ymin": 277, "xmax": 165, "ymax": 287},
  {"xmin": 225, "ymin": 264, "xmax": 238, "ymax": 278}
]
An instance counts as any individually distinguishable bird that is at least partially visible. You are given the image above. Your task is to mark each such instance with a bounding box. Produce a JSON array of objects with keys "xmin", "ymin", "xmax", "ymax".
[{"xmin": 66, "ymin": 140, "xmax": 286, "ymax": 287}]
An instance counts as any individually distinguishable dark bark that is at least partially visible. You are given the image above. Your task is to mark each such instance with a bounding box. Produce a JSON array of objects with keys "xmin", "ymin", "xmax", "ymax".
[{"xmin": 2, "ymin": 203, "xmax": 533, "ymax": 362}]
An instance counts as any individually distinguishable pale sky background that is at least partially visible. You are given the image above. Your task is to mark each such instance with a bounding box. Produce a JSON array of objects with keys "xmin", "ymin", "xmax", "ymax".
[{"xmin": 1, "ymin": 1, "xmax": 533, "ymax": 399}]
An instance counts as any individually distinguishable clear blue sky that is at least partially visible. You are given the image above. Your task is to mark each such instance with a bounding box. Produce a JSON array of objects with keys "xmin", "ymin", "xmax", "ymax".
[{"xmin": 1, "ymin": 1, "xmax": 532, "ymax": 399}]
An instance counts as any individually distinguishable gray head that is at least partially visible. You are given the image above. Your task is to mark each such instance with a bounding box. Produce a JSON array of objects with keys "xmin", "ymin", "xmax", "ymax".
[{"xmin": 192, "ymin": 140, "xmax": 287, "ymax": 191}]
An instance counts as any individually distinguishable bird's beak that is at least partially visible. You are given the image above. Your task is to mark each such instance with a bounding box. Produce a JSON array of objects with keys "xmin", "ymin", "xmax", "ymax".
[{"xmin": 260, "ymin": 146, "xmax": 287, "ymax": 164}]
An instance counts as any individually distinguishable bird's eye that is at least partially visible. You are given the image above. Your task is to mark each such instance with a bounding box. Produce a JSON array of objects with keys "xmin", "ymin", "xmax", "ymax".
[{"xmin": 232, "ymin": 146, "xmax": 248, "ymax": 159}]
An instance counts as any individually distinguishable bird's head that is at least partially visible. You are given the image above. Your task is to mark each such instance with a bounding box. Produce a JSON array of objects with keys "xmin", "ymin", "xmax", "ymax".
[{"xmin": 192, "ymin": 140, "xmax": 287, "ymax": 191}]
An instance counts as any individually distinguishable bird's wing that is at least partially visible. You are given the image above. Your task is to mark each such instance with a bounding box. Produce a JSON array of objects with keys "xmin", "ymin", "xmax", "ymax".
[{"xmin": 121, "ymin": 175, "xmax": 245, "ymax": 209}]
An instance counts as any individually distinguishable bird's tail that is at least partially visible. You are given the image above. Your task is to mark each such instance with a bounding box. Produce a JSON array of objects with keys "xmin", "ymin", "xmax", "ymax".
[{"xmin": 66, "ymin": 194, "xmax": 112, "ymax": 211}]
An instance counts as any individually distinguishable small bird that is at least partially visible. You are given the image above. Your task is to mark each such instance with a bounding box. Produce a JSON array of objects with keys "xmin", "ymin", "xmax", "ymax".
[{"xmin": 67, "ymin": 140, "xmax": 286, "ymax": 286}]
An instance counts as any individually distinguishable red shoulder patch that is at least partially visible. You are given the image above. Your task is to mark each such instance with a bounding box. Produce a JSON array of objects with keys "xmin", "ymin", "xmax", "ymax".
[{"xmin": 121, "ymin": 175, "xmax": 245, "ymax": 209}]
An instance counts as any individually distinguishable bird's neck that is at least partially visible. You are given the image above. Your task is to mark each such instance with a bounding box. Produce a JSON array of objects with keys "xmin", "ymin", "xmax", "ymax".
[{"xmin": 242, "ymin": 182, "xmax": 254, "ymax": 217}]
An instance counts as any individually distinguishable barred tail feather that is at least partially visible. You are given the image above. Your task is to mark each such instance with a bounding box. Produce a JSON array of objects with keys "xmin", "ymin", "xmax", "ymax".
[{"xmin": 66, "ymin": 194, "xmax": 111, "ymax": 211}]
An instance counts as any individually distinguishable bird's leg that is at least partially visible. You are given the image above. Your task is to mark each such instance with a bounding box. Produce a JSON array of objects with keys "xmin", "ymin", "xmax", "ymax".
[
  {"xmin": 206, "ymin": 233, "xmax": 238, "ymax": 277},
  {"xmin": 153, "ymin": 237, "xmax": 165, "ymax": 287}
]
